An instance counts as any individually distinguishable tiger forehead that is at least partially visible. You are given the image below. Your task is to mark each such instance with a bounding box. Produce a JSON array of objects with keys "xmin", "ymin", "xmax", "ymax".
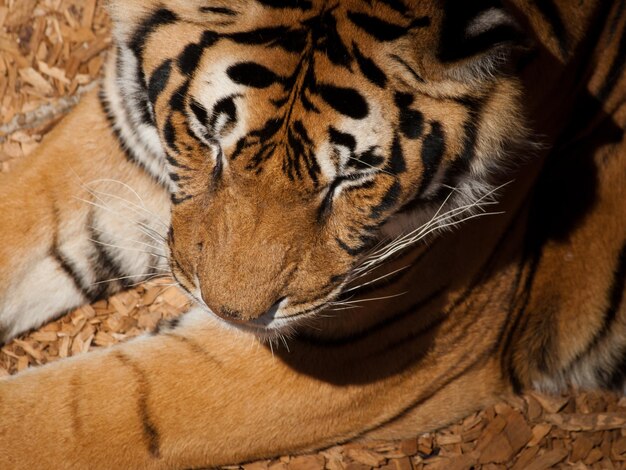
[{"xmin": 172, "ymin": 2, "xmax": 434, "ymax": 184}]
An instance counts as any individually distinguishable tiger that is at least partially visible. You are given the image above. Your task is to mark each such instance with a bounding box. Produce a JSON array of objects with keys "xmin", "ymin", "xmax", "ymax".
[{"xmin": 0, "ymin": 0, "xmax": 625, "ymax": 468}]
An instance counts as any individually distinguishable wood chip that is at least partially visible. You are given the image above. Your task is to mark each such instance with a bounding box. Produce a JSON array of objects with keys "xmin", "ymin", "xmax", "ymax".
[
  {"xmin": 287, "ymin": 455, "xmax": 325, "ymax": 470},
  {"xmin": 527, "ymin": 423, "xmax": 552, "ymax": 446},
  {"xmin": 37, "ymin": 60, "xmax": 70, "ymax": 83},
  {"xmin": 523, "ymin": 448, "xmax": 568, "ymax": 470},
  {"xmin": 399, "ymin": 438, "xmax": 418, "ymax": 456},
  {"xmin": 18, "ymin": 67, "xmax": 54, "ymax": 95},
  {"xmin": 346, "ymin": 448, "xmax": 386, "ymax": 467},
  {"xmin": 243, "ymin": 462, "xmax": 269, "ymax": 470},
  {"xmin": 529, "ymin": 392, "xmax": 570, "ymax": 414},
  {"xmin": 29, "ymin": 331, "xmax": 58, "ymax": 342},
  {"xmin": 545, "ymin": 412, "xmax": 626, "ymax": 431},
  {"xmin": 391, "ymin": 457, "xmax": 412, "ymax": 470}
]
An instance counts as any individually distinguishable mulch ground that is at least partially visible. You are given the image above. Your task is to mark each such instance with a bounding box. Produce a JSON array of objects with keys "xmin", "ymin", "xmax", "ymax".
[{"xmin": 1, "ymin": 1, "xmax": 625, "ymax": 468}]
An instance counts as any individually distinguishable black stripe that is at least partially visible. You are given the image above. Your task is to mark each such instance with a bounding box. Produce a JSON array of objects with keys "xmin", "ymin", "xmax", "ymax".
[
  {"xmin": 292, "ymin": 120, "xmax": 321, "ymax": 184},
  {"xmin": 329, "ymin": 126, "xmax": 356, "ymax": 151},
  {"xmin": 564, "ymin": 241, "xmax": 626, "ymax": 375},
  {"xmin": 390, "ymin": 55, "xmax": 424, "ymax": 83},
  {"xmin": 89, "ymin": 220, "xmax": 132, "ymax": 293},
  {"xmin": 609, "ymin": 0, "xmax": 626, "ymax": 39},
  {"xmin": 127, "ymin": 9, "xmax": 178, "ymax": 125},
  {"xmin": 348, "ymin": 11, "xmax": 406, "ymax": 41},
  {"xmin": 226, "ymin": 27, "xmax": 308, "ymax": 53},
  {"xmin": 500, "ymin": 252, "xmax": 541, "ymax": 393},
  {"xmin": 385, "ymin": 133, "xmax": 407, "ymax": 174},
  {"xmin": 189, "ymin": 98, "xmax": 208, "ymax": 127},
  {"xmin": 433, "ymin": 97, "xmax": 484, "ymax": 200},
  {"xmin": 305, "ymin": 9, "xmax": 352, "ymax": 68},
  {"xmin": 318, "ymin": 84, "xmax": 369, "ymax": 119},
  {"xmin": 199, "ymin": 6, "xmax": 237, "ymax": 15},
  {"xmin": 154, "ymin": 316, "xmax": 180, "ymax": 334},
  {"xmin": 395, "ymin": 93, "xmax": 424, "ymax": 140},
  {"xmin": 227, "ymin": 62, "xmax": 282, "ymax": 88},
  {"xmin": 148, "ymin": 59, "xmax": 172, "ymax": 105},
  {"xmin": 114, "ymin": 352, "xmax": 161, "ymax": 458},
  {"xmin": 165, "ymin": 333, "xmax": 224, "ymax": 366},
  {"xmin": 178, "ymin": 43, "xmax": 205, "ymax": 77},
  {"xmin": 51, "ymin": 205, "xmax": 92, "ymax": 300},
  {"xmin": 417, "ymin": 121, "xmax": 445, "ymax": 195},
  {"xmin": 534, "ymin": 0, "xmax": 569, "ymax": 58},
  {"xmin": 348, "ymin": 11, "xmax": 429, "ymax": 41},
  {"xmin": 454, "ymin": 97, "xmax": 484, "ymax": 164},
  {"xmin": 352, "ymin": 43, "xmax": 387, "ymax": 88},
  {"xmin": 163, "ymin": 115, "xmax": 178, "ymax": 152},
  {"xmin": 256, "ymin": 0, "xmax": 312, "ymax": 9},
  {"xmin": 70, "ymin": 373, "xmax": 83, "ymax": 437},
  {"xmin": 171, "ymin": 193, "xmax": 193, "ymax": 205},
  {"xmin": 97, "ymin": 88, "xmax": 168, "ymax": 190},
  {"xmin": 593, "ymin": 242, "xmax": 626, "ymax": 386},
  {"xmin": 177, "ymin": 31, "xmax": 219, "ymax": 78},
  {"xmin": 318, "ymin": 178, "xmax": 343, "ymax": 221},
  {"xmin": 51, "ymin": 245, "xmax": 91, "ymax": 300},
  {"xmin": 209, "ymin": 95, "xmax": 239, "ymax": 134},
  {"xmin": 438, "ymin": 1, "xmax": 522, "ymax": 63},
  {"xmin": 129, "ymin": 9, "xmax": 178, "ymax": 59},
  {"xmin": 169, "ymin": 80, "xmax": 190, "ymax": 112},
  {"xmin": 165, "ymin": 152, "xmax": 189, "ymax": 169},
  {"xmin": 370, "ymin": 180, "xmax": 401, "ymax": 220},
  {"xmin": 336, "ymin": 237, "xmax": 369, "ymax": 256},
  {"xmin": 597, "ymin": 18, "xmax": 626, "ymax": 102}
]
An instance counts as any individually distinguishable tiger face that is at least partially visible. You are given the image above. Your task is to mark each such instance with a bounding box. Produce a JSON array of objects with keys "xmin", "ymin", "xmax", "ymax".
[{"xmin": 107, "ymin": 0, "xmax": 527, "ymax": 332}]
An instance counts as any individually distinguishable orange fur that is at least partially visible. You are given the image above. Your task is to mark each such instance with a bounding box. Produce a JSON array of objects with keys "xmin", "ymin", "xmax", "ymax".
[{"xmin": 0, "ymin": 0, "xmax": 625, "ymax": 468}]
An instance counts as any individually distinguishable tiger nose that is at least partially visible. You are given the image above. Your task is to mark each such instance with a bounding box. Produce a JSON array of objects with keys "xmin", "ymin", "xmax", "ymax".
[{"xmin": 210, "ymin": 298, "xmax": 285, "ymax": 325}]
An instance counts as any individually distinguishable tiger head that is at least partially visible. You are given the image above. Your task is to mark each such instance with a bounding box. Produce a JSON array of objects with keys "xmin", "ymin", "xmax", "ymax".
[{"xmin": 106, "ymin": 0, "xmax": 527, "ymax": 333}]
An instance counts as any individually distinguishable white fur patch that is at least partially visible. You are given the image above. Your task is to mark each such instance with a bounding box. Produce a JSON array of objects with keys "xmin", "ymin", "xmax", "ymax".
[
  {"xmin": 102, "ymin": 51, "xmax": 173, "ymax": 191},
  {"xmin": 0, "ymin": 258, "xmax": 84, "ymax": 339}
]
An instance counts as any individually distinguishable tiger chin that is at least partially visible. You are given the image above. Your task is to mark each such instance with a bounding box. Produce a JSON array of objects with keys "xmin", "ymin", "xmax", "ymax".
[{"xmin": 0, "ymin": 0, "xmax": 625, "ymax": 468}]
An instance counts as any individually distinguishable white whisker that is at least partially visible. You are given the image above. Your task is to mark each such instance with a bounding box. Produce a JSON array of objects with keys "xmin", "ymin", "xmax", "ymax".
[
  {"xmin": 88, "ymin": 225, "xmax": 164, "ymax": 252},
  {"xmin": 344, "ymin": 265, "xmax": 411, "ymax": 293},
  {"xmin": 83, "ymin": 178, "xmax": 169, "ymax": 229},
  {"xmin": 352, "ymin": 183, "xmax": 507, "ymax": 276},
  {"xmin": 87, "ymin": 237, "xmax": 168, "ymax": 259},
  {"xmin": 333, "ymin": 291, "xmax": 407, "ymax": 306},
  {"xmin": 74, "ymin": 196, "xmax": 167, "ymax": 245},
  {"xmin": 91, "ymin": 272, "xmax": 168, "ymax": 286}
]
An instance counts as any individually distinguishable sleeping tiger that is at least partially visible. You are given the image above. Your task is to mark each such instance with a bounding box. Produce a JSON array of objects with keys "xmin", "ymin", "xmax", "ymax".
[{"xmin": 0, "ymin": 0, "xmax": 625, "ymax": 468}]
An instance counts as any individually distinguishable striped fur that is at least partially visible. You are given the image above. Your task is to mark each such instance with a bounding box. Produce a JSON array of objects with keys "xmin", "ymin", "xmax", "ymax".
[{"xmin": 0, "ymin": 0, "xmax": 625, "ymax": 468}]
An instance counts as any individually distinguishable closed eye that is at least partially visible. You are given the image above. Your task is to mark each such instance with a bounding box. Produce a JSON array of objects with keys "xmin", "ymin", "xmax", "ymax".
[{"xmin": 318, "ymin": 171, "xmax": 378, "ymax": 221}]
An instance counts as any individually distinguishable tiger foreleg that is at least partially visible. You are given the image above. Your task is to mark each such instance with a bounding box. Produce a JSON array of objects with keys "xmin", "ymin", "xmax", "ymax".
[
  {"xmin": 0, "ymin": 304, "xmax": 506, "ymax": 469},
  {"xmin": 0, "ymin": 89, "xmax": 170, "ymax": 342}
]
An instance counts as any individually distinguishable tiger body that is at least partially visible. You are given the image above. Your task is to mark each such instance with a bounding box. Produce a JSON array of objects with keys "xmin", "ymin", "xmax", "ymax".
[{"xmin": 0, "ymin": 0, "xmax": 625, "ymax": 468}]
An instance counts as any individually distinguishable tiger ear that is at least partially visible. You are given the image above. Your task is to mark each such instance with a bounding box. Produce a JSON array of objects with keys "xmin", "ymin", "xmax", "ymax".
[{"xmin": 435, "ymin": 0, "xmax": 524, "ymax": 79}]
